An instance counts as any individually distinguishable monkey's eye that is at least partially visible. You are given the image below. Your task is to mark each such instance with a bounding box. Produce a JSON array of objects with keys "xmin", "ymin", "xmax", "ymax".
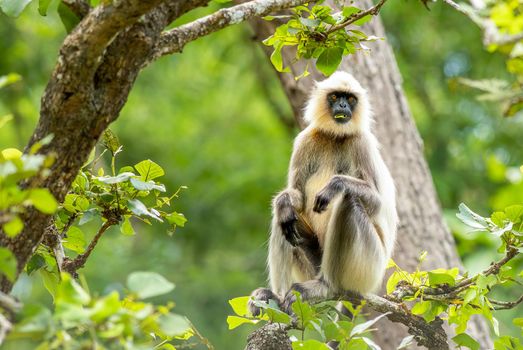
[
  {"xmin": 348, "ymin": 96, "xmax": 357, "ymax": 104},
  {"xmin": 330, "ymin": 94, "xmax": 337, "ymax": 101}
]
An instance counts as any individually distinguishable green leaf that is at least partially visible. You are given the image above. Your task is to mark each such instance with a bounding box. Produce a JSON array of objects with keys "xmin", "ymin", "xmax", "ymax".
[
  {"xmin": 504, "ymin": 205, "xmax": 523, "ymax": 223},
  {"xmin": 428, "ymin": 271, "xmax": 456, "ymax": 286},
  {"xmin": 120, "ymin": 216, "xmax": 135, "ymax": 236},
  {"xmin": 159, "ymin": 313, "xmax": 192, "ymax": 337},
  {"xmin": 353, "ymin": 14, "xmax": 372, "ymax": 26},
  {"xmin": 490, "ymin": 211, "xmax": 507, "ymax": 227},
  {"xmin": 452, "ymin": 333, "xmax": 480, "ymax": 350},
  {"xmin": 128, "ymin": 199, "xmax": 163, "ymax": 221},
  {"xmin": 316, "ymin": 47, "xmax": 343, "ymax": 76},
  {"xmin": 56, "ymin": 273, "xmax": 91, "ymax": 305},
  {"xmin": 26, "ymin": 253, "xmax": 46, "ymax": 275},
  {"xmin": 227, "ymin": 315, "xmax": 260, "ymax": 330},
  {"xmin": 130, "ymin": 177, "xmax": 166, "ymax": 192},
  {"xmin": 126, "ymin": 271, "xmax": 175, "ymax": 299},
  {"xmin": 386, "ymin": 270, "xmax": 404, "ymax": 294},
  {"xmin": 456, "ymin": 203, "xmax": 487, "ymax": 230},
  {"xmin": 38, "ymin": 0, "xmax": 52, "ymax": 15},
  {"xmin": 0, "ymin": 73, "xmax": 22, "ymax": 89},
  {"xmin": 299, "ymin": 17, "xmax": 320, "ymax": 27},
  {"xmin": 291, "ymin": 293, "xmax": 315, "ymax": 328},
  {"xmin": 63, "ymin": 227, "xmax": 86, "ymax": 254},
  {"xmin": 292, "ymin": 339, "xmax": 331, "ymax": 350},
  {"xmin": 166, "ymin": 212, "xmax": 187, "ymax": 227},
  {"xmin": 229, "ymin": 296, "xmax": 250, "ymax": 317},
  {"xmin": 96, "ymin": 172, "xmax": 135, "ymax": 184},
  {"xmin": 0, "ymin": 0, "xmax": 32, "ymax": 17},
  {"xmin": 29, "ymin": 188, "xmax": 58, "ymax": 214},
  {"xmin": 3, "ymin": 215, "xmax": 23, "ymax": 237},
  {"xmin": 0, "ymin": 247, "xmax": 17, "ymax": 282},
  {"xmin": 57, "ymin": 1, "xmax": 80, "ymax": 33},
  {"xmin": 90, "ymin": 291, "xmax": 121, "ymax": 322},
  {"xmin": 342, "ymin": 6, "xmax": 360, "ymax": 17},
  {"xmin": 350, "ymin": 312, "xmax": 390, "ymax": 336},
  {"xmin": 411, "ymin": 300, "xmax": 431, "ymax": 315},
  {"xmin": 271, "ymin": 46, "xmax": 284, "ymax": 72},
  {"xmin": 134, "ymin": 159, "xmax": 165, "ymax": 181}
]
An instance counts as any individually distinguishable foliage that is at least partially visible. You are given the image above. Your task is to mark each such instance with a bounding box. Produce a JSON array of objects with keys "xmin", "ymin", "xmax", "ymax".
[
  {"xmin": 6, "ymin": 272, "xmax": 203, "ymax": 349},
  {"xmin": 0, "ymin": 124, "xmax": 206, "ymax": 348},
  {"xmin": 263, "ymin": 0, "xmax": 383, "ymax": 77},
  {"xmin": 0, "ymin": 114, "xmax": 57, "ymax": 283},
  {"xmin": 456, "ymin": 0, "xmax": 523, "ymax": 117},
  {"xmin": 229, "ymin": 203, "xmax": 523, "ymax": 349}
]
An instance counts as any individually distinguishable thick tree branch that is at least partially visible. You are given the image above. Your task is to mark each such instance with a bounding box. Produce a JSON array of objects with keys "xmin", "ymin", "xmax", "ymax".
[{"xmin": 149, "ymin": 0, "xmax": 310, "ymax": 61}]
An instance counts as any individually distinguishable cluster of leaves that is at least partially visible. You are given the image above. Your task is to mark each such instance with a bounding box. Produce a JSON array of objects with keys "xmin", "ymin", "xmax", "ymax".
[
  {"xmin": 0, "ymin": 114, "xmax": 57, "ymax": 284},
  {"xmin": 264, "ymin": 0, "xmax": 382, "ymax": 77},
  {"xmin": 227, "ymin": 294, "xmax": 403, "ymax": 350},
  {"xmin": 5, "ymin": 271, "xmax": 208, "ymax": 349},
  {"xmin": 25, "ymin": 129, "xmax": 187, "ymax": 285},
  {"xmin": 387, "ymin": 203, "xmax": 523, "ymax": 349},
  {"xmin": 458, "ymin": 0, "xmax": 523, "ymax": 116},
  {"xmin": 228, "ymin": 202, "xmax": 523, "ymax": 350}
]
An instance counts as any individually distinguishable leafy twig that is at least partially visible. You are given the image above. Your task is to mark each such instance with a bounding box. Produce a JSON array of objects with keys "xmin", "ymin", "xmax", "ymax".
[
  {"xmin": 325, "ymin": 0, "xmax": 388, "ymax": 35},
  {"xmin": 62, "ymin": 218, "xmax": 118, "ymax": 276}
]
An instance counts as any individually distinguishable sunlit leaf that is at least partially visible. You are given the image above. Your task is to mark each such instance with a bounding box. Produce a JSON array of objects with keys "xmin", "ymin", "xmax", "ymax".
[
  {"xmin": 134, "ymin": 159, "xmax": 165, "ymax": 181},
  {"xmin": 453, "ymin": 333, "xmax": 480, "ymax": 350},
  {"xmin": 0, "ymin": 247, "xmax": 17, "ymax": 282},
  {"xmin": 0, "ymin": 0, "xmax": 32, "ymax": 17},
  {"xmin": 316, "ymin": 47, "xmax": 343, "ymax": 76},
  {"xmin": 127, "ymin": 271, "xmax": 175, "ymax": 299}
]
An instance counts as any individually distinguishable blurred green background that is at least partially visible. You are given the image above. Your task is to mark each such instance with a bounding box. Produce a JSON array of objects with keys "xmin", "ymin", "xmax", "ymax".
[{"xmin": 1, "ymin": 1, "xmax": 522, "ymax": 348}]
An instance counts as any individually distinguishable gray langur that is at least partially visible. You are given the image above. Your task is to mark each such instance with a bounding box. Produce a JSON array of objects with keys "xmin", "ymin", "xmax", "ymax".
[{"xmin": 250, "ymin": 72, "xmax": 398, "ymax": 314}]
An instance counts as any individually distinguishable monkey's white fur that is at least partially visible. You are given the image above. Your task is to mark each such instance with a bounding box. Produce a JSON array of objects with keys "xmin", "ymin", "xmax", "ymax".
[{"xmin": 268, "ymin": 71, "xmax": 398, "ymax": 298}]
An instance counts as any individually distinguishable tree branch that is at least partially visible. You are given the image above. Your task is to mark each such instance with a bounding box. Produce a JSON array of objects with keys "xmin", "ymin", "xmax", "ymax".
[
  {"xmin": 325, "ymin": 0, "xmax": 388, "ymax": 35},
  {"xmin": 62, "ymin": 0, "xmax": 91, "ymax": 18},
  {"xmin": 62, "ymin": 218, "xmax": 118, "ymax": 276},
  {"xmin": 443, "ymin": 0, "xmax": 523, "ymax": 46},
  {"xmin": 490, "ymin": 294, "xmax": 523, "ymax": 310},
  {"xmin": 149, "ymin": 0, "xmax": 310, "ymax": 61}
]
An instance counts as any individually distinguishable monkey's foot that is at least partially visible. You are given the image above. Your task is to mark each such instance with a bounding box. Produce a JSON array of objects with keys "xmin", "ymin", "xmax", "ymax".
[{"xmin": 248, "ymin": 288, "xmax": 281, "ymax": 317}]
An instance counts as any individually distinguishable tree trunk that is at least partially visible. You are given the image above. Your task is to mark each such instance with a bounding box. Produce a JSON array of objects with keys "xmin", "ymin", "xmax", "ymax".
[{"xmin": 248, "ymin": 1, "xmax": 492, "ymax": 348}]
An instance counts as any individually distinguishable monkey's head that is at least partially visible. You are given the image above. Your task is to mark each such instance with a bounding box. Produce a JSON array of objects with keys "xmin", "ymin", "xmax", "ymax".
[{"xmin": 304, "ymin": 72, "xmax": 371, "ymax": 135}]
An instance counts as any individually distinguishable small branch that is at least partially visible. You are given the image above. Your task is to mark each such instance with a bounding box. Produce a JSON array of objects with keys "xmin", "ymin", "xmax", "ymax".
[
  {"xmin": 453, "ymin": 246, "xmax": 518, "ymax": 291},
  {"xmin": 325, "ymin": 0, "xmax": 388, "ymax": 35},
  {"xmin": 341, "ymin": 292, "xmax": 449, "ymax": 349},
  {"xmin": 0, "ymin": 292, "xmax": 21, "ymax": 314},
  {"xmin": 150, "ymin": 0, "xmax": 310, "ymax": 61},
  {"xmin": 490, "ymin": 294, "xmax": 523, "ymax": 310},
  {"xmin": 62, "ymin": 0, "xmax": 91, "ymax": 18},
  {"xmin": 62, "ymin": 218, "xmax": 118, "ymax": 276},
  {"xmin": 443, "ymin": 0, "xmax": 523, "ymax": 46}
]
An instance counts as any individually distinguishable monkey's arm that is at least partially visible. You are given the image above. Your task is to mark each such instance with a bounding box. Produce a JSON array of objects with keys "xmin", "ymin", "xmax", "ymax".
[{"xmin": 313, "ymin": 175, "xmax": 381, "ymax": 216}]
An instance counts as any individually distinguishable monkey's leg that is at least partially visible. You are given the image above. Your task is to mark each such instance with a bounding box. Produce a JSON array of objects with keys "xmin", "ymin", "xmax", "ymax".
[
  {"xmin": 321, "ymin": 194, "xmax": 386, "ymax": 293},
  {"xmin": 281, "ymin": 194, "xmax": 385, "ymax": 312},
  {"xmin": 249, "ymin": 190, "xmax": 320, "ymax": 316}
]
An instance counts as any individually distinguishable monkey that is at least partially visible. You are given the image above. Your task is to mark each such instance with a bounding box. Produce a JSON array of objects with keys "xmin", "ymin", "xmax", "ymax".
[{"xmin": 249, "ymin": 71, "xmax": 398, "ymax": 316}]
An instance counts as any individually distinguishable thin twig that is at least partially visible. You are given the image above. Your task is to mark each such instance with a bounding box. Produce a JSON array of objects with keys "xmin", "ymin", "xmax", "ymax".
[
  {"xmin": 325, "ymin": 0, "xmax": 388, "ymax": 35},
  {"xmin": 490, "ymin": 295, "xmax": 523, "ymax": 310},
  {"xmin": 62, "ymin": 219, "xmax": 118, "ymax": 276}
]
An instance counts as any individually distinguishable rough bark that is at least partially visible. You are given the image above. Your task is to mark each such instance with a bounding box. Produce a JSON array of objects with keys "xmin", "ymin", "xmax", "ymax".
[{"xmin": 248, "ymin": 1, "xmax": 492, "ymax": 348}]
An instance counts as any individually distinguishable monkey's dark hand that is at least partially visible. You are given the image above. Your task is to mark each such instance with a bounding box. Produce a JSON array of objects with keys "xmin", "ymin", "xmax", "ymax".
[
  {"xmin": 314, "ymin": 176, "xmax": 346, "ymax": 213},
  {"xmin": 279, "ymin": 209, "xmax": 303, "ymax": 247}
]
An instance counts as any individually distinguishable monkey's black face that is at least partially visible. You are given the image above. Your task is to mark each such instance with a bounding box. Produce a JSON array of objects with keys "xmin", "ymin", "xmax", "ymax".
[{"xmin": 327, "ymin": 92, "xmax": 358, "ymax": 124}]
